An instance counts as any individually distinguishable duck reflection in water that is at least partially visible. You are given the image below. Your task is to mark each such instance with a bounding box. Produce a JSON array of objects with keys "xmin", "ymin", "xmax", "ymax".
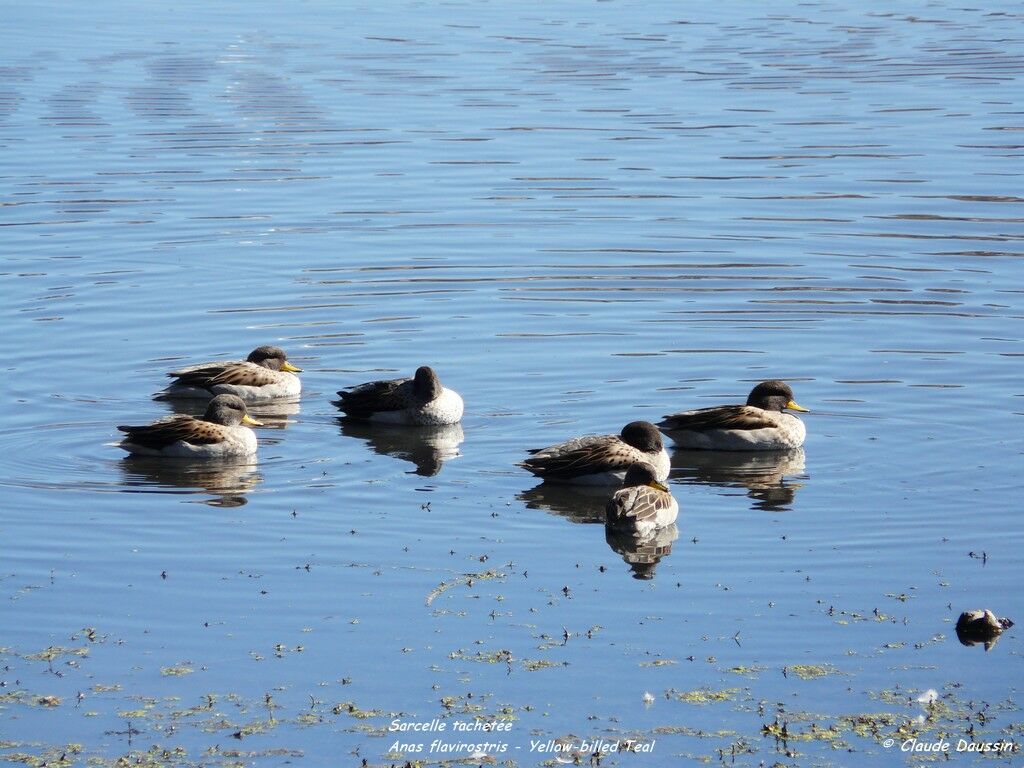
[
  {"xmin": 670, "ymin": 447, "xmax": 806, "ymax": 512},
  {"xmin": 519, "ymin": 482, "xmax": 609, "ymax": 524},
  {"xmin": 605, "ymin": 524, "xmax": 679, "ymax": 581},
  {"xmin": 119, "ymin": 457, "xmax": 262, "ymax": 508},
  {"xmin": 156, "ymin": 394, "xmax": 300, "ymax": 430},
  {"xmin": 339, "ymin": 420, "xmax": 464, "ymax": 476},
  {"xmin": 519, "ymin": 471, "xmax": 680, "ymax": 581}
]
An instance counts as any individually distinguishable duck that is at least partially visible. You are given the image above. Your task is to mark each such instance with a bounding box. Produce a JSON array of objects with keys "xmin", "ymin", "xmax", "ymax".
[
  {"xmin": 335, "ymin": 366, "xmax": 463, "ymax": 426},
  {"xmin": 163, "ymin": 345, "xmax": 302, "ymax": 401},
  {"xmin": 118, "ymin": 394, "xmax": 263, "ymax": 458},
  {"xmin": 605, "ymin": 462, "xmax": 679, "ymax": 539},
  {"xmin": 657, "ymin": 380, "xmax": 808, "ymax": 451},
  {"xmin": 955, "ymin": 609, "xmax": 1014, "ymax": 651},
  {"xmin": 521, "ymin": 421, "xmax": 669, "ymax": 485}
]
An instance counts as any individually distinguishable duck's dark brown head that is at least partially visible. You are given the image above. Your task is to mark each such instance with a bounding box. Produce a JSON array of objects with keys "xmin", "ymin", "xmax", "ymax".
[
  {"xmin": 247, "ymin": 345, "xmax": 302, "ymax": 373},
  {"xmin": 746, "ymin": 380, "xmax": 808, "ymax": 413},
  {"xmin": 205, "ymin": 394, "xmax": 262, "ymax": 427},
  {"xmin": 621, "ymin": 462, "xmax": 669, "ymax": 492},
  {"xmin": 619, "ymin": 421, "xmax": 663, "ymax": 452},
  {"xmin": 413, "ymin": 366, "xmax": 443, "ymax": 401}
]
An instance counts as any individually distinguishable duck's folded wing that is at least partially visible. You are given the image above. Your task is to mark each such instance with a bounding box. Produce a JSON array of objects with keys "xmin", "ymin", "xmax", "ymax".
[
  {"xmin": 523, "ymin": 435, "xmax": 626, "ymax": 478},
  {"xmin": 169, "ymin": 362, "xmax": 277, "ymax": 390},
  {"xmin": 608, "ymin": 488, "xmax": 669, "ymax": 524},
  {"xmin": 658, "ymin": 405, "xmax": 775, "ymax": 432},
  {"xmin": 118, "ymin": 416, "xmax": 222, "ymax": 450},
  {"xmin": 629, "ymin": 489, "xmax": 672, "ymax": 523},
  {"xmin": 335, "ymin": 378, "xmax": 410, "ymax": 417}
]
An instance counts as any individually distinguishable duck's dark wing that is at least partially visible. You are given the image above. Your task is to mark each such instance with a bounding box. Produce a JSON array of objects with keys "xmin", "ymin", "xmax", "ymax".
[
  {"xmin": 169, "ymin": 362, "xmax": 277, "ymax": 390},
  {"xmin": 117, "ymin": 416, "xmax": 222, "ymax": 450},
  {"xmin": 658, "ymin": 405, "xmax": 775, "ymax": 432},
  {"xmin": 335, "ymin": 377, "xmax": 411, "ymax": 418},
  {"xmin": 522, "ymin": 434, "xmax": 627, "ymax": 479}
]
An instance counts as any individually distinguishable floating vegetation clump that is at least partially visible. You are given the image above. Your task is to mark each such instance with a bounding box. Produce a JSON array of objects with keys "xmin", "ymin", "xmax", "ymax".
[
  {"xmin": 785, "ymin": 663, "xmax": 840, "ymax": 680},
  {"xmin": 723, "ymin": 665, "xmax": 766, "ymax": 678},
  {"xmin": 160, "ymin": 666, "xmax": 194, "ymax": 677},
  {"xmin": 448, "ymin": 648, "xmax": 513, "ymax": 665},
  {"xmin": 425, "ymin": 570, "xmax": 506, "ymax": 606},
  {"xmin": 0, "ymin": 744, "xmax": 81, "ymax": 768},
  {"xmin": 522, "ymin": 659, "xmax": 564, "ymax": 672},
  {"xmin": 670, "ymin": 687, "xmax": 742, "ymax": 705},
  {"xmin": 23, "ymin": 647, "xmax": 89, "ymax": 663}
]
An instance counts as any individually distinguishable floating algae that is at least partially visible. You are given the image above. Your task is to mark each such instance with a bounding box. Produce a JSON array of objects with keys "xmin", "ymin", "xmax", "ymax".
[
  {"xmin": 670, "ymin": 687, "xmax": 741, "ymax": 705},
  {"xmin": 160, "ymin": 666, "xmax": 195, "ymax": 677},
  {"xmin": 784, "ymin": 663, "xmax": 840, "ymax": 680},
  {"xmin": 426, "ymin": 570, "xmax": 506, "ymax": 606}
]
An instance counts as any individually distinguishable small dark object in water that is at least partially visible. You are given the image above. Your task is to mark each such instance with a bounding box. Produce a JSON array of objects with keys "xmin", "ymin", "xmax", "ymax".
[{"xmin": 955, "ymin": 609, "xmax": 1013, "ymax": 651}]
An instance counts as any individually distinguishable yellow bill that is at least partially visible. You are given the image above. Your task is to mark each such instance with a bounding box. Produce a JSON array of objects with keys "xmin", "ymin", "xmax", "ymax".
[
  {"xmin": 786, "ymin": 400, "xmax": 809, "ymax": 413},
  {"xmin": 281, "ymin": 362, "xmax": 303, "ymax": 373},
  {"xmin": 242, "ymin": 414, "xmax": 264, "ymax": 426}
]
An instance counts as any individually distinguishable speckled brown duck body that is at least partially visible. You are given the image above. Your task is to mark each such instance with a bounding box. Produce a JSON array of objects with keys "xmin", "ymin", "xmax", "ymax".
[
  {"xmin": 164, "ymin": 345, "xmax": 302, "ymax": 402},
  {"xmin": 658, "ymin": 380, "xmax": 808, "ymax": 451},
  {"xmin": 522, "ymin": 421, "xmax": 669, "ymax": 485},
  {"xmin": 118, "ymin": 394, "xmax": 263, "ymax": 458}
]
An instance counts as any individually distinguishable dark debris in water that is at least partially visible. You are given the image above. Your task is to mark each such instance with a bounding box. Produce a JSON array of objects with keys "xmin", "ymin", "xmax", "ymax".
[{"xmin": 2, "ymin": 636, "xmax": 1024, "ymax": 767}]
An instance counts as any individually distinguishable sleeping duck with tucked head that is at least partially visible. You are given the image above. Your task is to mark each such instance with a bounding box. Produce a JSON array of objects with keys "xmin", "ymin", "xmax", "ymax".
[
  {"xmin": 605, "ymin": 462, "xmax": 679, "ymax": 539},
  {"xmin": 163, "ymin": 345, "xmax": 302, "ymax": 402},
  {"xmin": 521, "ymin": 421, "xmax": 669, "ymax": 485},
  {"xmin": 335, "ymin": 366, "xmax": 464, "ymax": 426},
  {"xmin": 118, "ymin": 394, "xmax": 263, "ymax": 458},
  {"xmin": 658, "ymin": 379, "xmax": 808, "ymax": 451}
]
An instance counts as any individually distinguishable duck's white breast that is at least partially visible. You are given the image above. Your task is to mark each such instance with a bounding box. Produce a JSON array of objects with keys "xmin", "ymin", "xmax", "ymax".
[
  {"xmin": 667, "ymin": 417, "xmax": 804, "ymax": 451},
  {"xmin": 413, "ymin": 388, "xmax": 464, "ymax": 426},
  {"xmin": 647, "ymin": 448, "xmax": 671, "ymax": 481},
  {"xmin": 659, "ymin": 496, "xmax": 680, "ymax": 528}
]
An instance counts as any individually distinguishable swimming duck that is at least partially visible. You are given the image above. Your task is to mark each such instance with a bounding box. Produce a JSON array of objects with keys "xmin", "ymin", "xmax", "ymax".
[
  {"xmin": 605, "ymin": 462, "xmax": 679, "ymax": 538},
  {"xmin": 955, "ymin": 609, "xmax": 1014, "ymax": 651},
  {"xmin": 335, "ymin": 366, "xmax": 464, "ymax": 426},
  {"xmin": 521, "ymin": 421, "xmax": 669, "ymax": 485},
  {"xmin": 658, "ymin": 380, "xmax": 808, "ymax": 451},
  {"xmin": 163, "ymin": 345, "xmax": 302, "ymax": 401},
  {"xmin": 118, "ymin": 394, "xmax": 263, "ymax": 458}
]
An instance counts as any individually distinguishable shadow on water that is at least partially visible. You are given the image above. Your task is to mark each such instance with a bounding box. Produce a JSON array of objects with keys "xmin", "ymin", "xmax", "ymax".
[
  {"xmin": 669, "ymin": 448, "xmax": 807, "ymax": 512},
  {"xmin": 118, "ymin": 456, "xmax": 262, "ymax": 507},
  {"xmin": 519, "ymin": 482, "xmax": 679, "ymax": 580},
  {"xmin": 518, "ymin": 482, "xmax": 608, "ymax": 524},
  {"xmin": 338, "ymin": 420, "xmax": 464, "ymax": 476}
]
